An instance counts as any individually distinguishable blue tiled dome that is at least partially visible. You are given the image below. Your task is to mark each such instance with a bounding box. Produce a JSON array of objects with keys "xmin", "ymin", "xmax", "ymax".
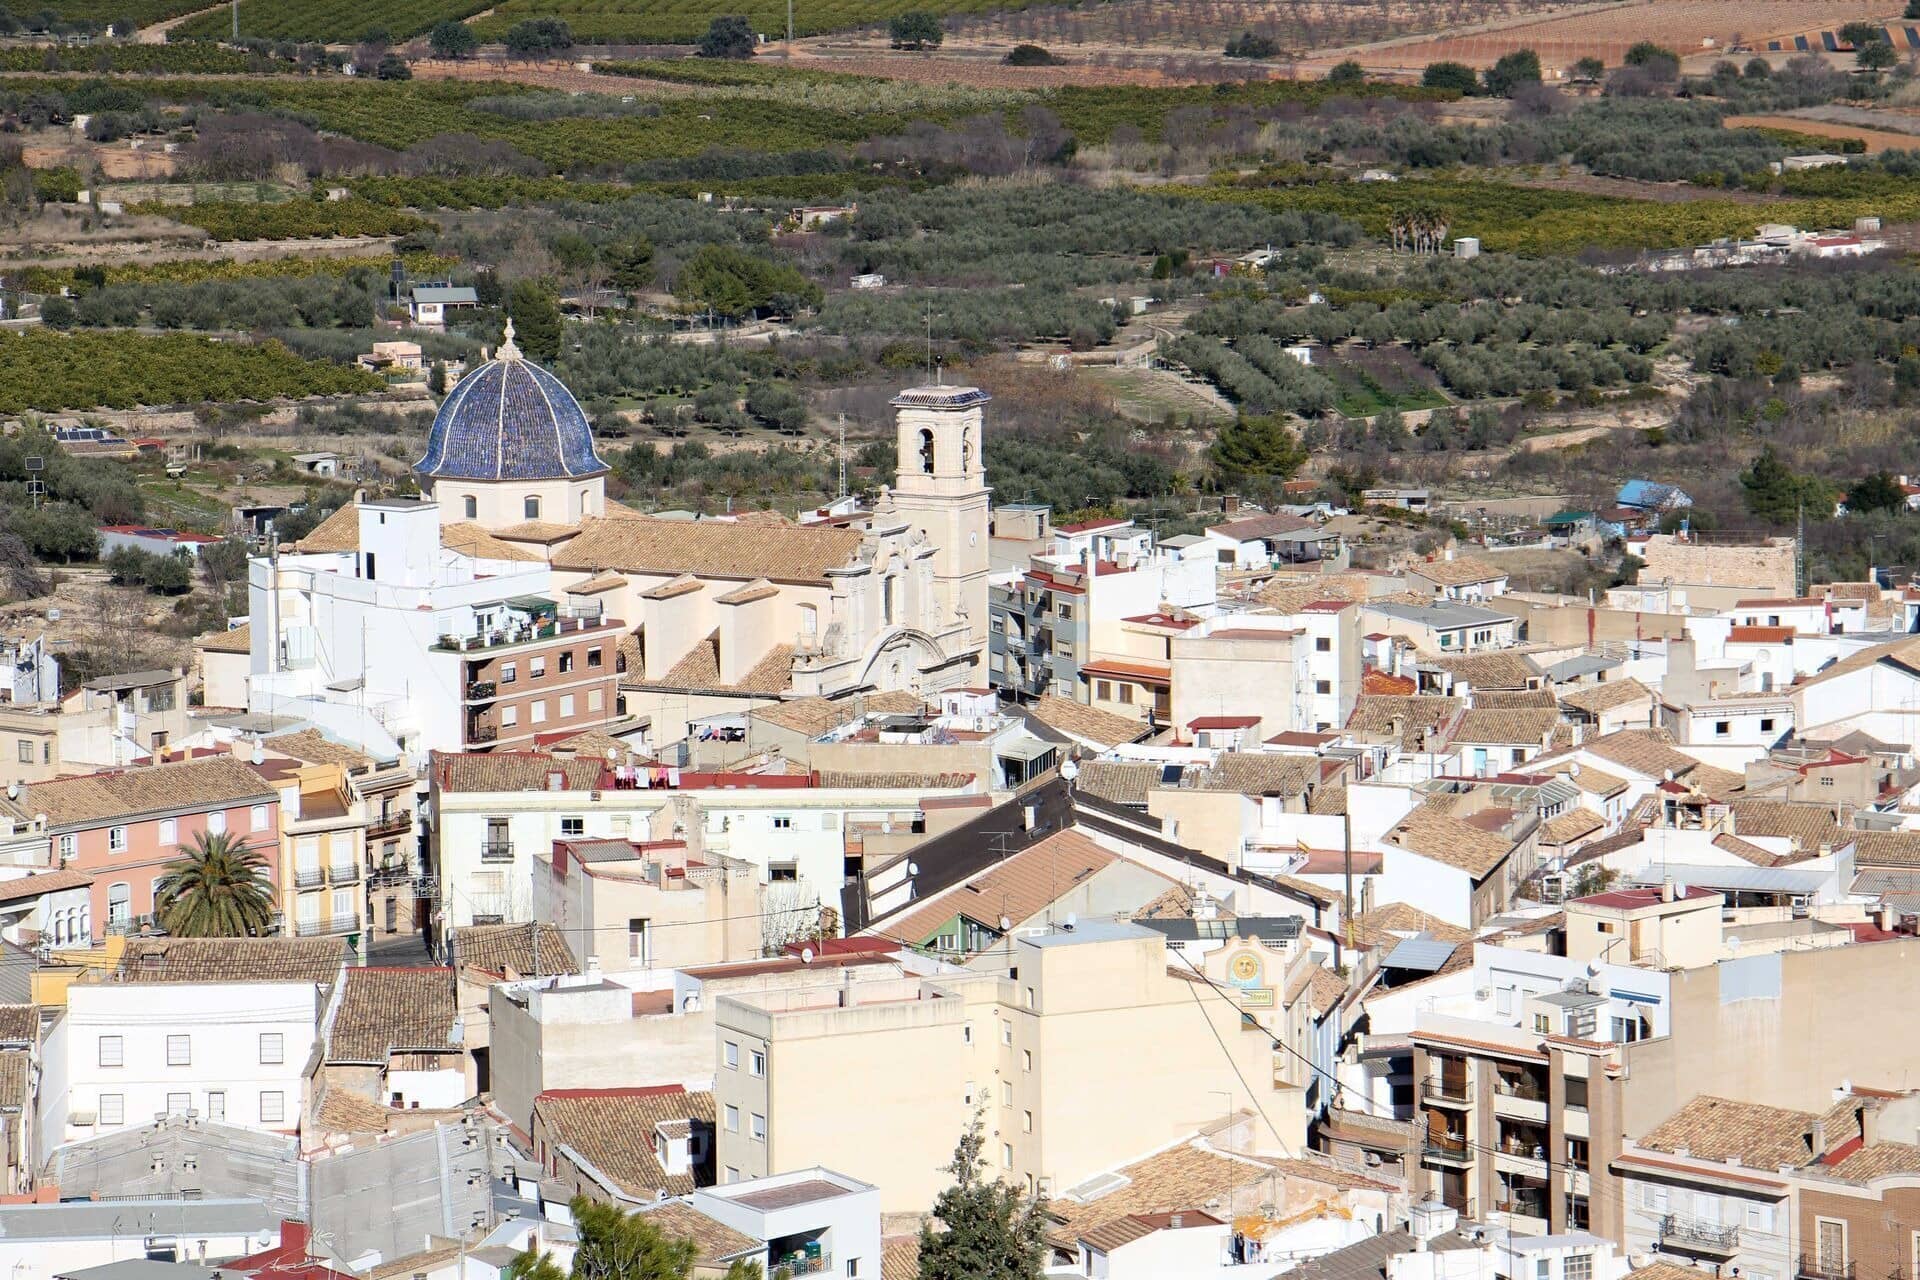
[{"xmin": 416, "ymin": 326, "xmax": 606, "ymax": 483}]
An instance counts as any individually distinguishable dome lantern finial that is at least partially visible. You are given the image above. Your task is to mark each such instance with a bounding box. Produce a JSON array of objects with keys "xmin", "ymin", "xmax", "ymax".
[{"xmin": 497, "ymin": 316, "xmax": 522, "ymax": 362}]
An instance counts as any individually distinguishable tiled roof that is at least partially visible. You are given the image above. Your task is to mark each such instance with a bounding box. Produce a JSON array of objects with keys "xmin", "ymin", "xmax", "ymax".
[
  {"xmin": 1577, "ymin": 729, "xmax": 1715, "ymax": 782},
  {"xmin": 881, "ymin": 1237, "xmax": 920, "ymax": 1280},
  {"xmin": 552, "ymin": 515, "xmax": 863, "ymax": 586},
  {"xmin": 1254, "ymin": 573, "xmax": 1373, "ymax": 614},
  {"xmin": 1345, "ymin": 695, "xmax": 1461, "ymax": 749},
  {"xmin": 750, "ymin": 690, "xmax": 924, "ymax": 738},
  {"xmin": 1046, "ymin": 1144, "xmax": 1284, "ymax": 1248},
  {"xmin": 290, "ymin": 504, "xmax": 359, "ymax": 553},
  {"xmin": 1080, "ymin": 1211, "xmax": 1222, "ymax": 1252},
  {"xmin": 114, "ymin": 937, "xmax": 347, "ymax": 984},
  {"xmin": 1795, "ymin": 636, "xmax": 1920, "ymax": 691},
  {"xmin": 265, "ymin": 729, "xmax": 375, "ymax": 770},
  {"xmin": 535, "ymin": 1087, "xmax": 714, "ymax": 1198},
  {"xmin": 0, "ymin": 1005, "xmax": 38, "ymax": 1044},
  {"xmin": 1308, "ymin": 783, "xmax": 1347, "ymax": 816},
  {"xmin": 417, "ymin": 350, "xmax": 607, "ymax": 482},
  {"xmin": 1450, "ymin": 707, "xmax": 1558, "ymax": 746},
  {"xmin": 454, "ymin": 922, "xmax": 579, "ymax": 978},
  {"xmin": 1725, "ymin": 799, "xmax": 1849, "ymax": 854},
  {"xmin": 870, "ymin": 830, "xmax": 1126, "ymax": 946},
  {"xmin": 0, "ymin": 1051, "xmax": 28, "ymax": 1111},
  {"xmin": 815, "ymin": 771, "xmax": 975, "ymax": 790},
  {"xmin": 1077, "ymin": 761, "xmax": 1163, "ymax": 807},
  {"xmin": 433, "ymin": 751, "xmax": 606, "ymax": 794},
  {"xmin": 313, "ymin": 1086, "xmax": 399, "ymax": 1135},
  {"xmin": 293, "ymin": 505, "xmax": 541, "ymax": 562},
  {"xmin": 1541, "ymin": 809, "xmax": 1604, "ymax": 844},
  {"xmin": 1420, "ymin": 651, "xmax": 1540, "ymax": 690},
  {"xmin": 1191, "ymin": 753, "xmax": 1321, "ymax": 798},
  {"xmin": 1852, "ymin": 829, "xmax": 1920, "ymax": 868},
  {"xmin": 1638, "ymin": 1095, "xmax": 1817, "ymax": 1169},
  {"xmin": 638, "ymin": 1201, "xmax": 760, "ymax": 1264},
  {"xmin": 634, "ymin": 631, "xmax": 793, "ymax": 696},
  {"xmin": 327, "ymin": 967, "xmax": 458, "ymax": 1063},
  {"xmin": 1361, "ymin": 669, "xmax": 1416, "ymax": 695},
  {"xmin": 0, "ymin": 868, "xmax": 93, "ymax": 904},
  {"xmin": 30, "ymin": 756, "xmax": 273, "ymax": 828},
  {"xmin": 1025, "ymin": 695, "xmax": 1151, "ymax": 748},
  {"xmin": 1306, "ymin": 967, "xmax": 1349, "ymax": 1017},
  {"xmin": 196, "ymin": 622, "xmax": 251, "ymax": 654},
  {"xmin": 1471, "ymin": 689, "xmax": 1558, "ymax": 709},
  {"xmin": 1347, "ymin": 903, "xmax": 1472, "ymax": 950},
  {"xmin": 1713, "ymin": 831, "xmax": 1785, "ymax": 866},
  {"xmin": 1826, "ymin": 1141, "xmax": 1920, "ymax": 1181},
  {"xmin": 494, "ymin": 519, "xmax": 578, "ymax": 542},
  {"xmin": 1560, "ymin": 678, "xmax": 1653, "ymax": 715},
  {"xmin": 1134, "ymin": 882, "xmax": 1237, "ymax": 922},
  {"xmin": 1408, "ymin": 556, "xmax": 1508, "ymax": 587},
  {"xmin": 1547, "ymin": 763, "xmax": 1627, "ymax": 797},
  {"xmin": 1384, "ymin": 796, "xmax": 1519, "ymax": 877}
]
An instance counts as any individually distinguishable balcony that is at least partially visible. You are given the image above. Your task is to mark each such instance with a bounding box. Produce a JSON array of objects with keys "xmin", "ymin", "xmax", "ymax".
[
  {"xmin": 367, "ymin": 810, "xmax": 412, "ymax": 839},
  {"xmin": 106, "ymin": 913, "xmax": 155, "ymax": 936},
  {"xmin": 295, "ymin": 913, "xmax": 360, "ymax": 938},
  {"xmin": 1493, "ymin": 1083, "xmax": 1549, "ymax": 1124},
  {"xmin": 770, "ymin": 1249, "xmax": 831, "ymax": 1277},
  {"xmin": 433, "ymin": 611, "xmax": 612, "ymax": 654},
  {"xmin": 1422, "ymin": 1135, "xmax": 1473, "ymax": 1167},
  {"xmin": 368, "ymin": 864, "xmax": 415, "ymax": 888},
  {"xmin": 468, "ymin": 723, "xmax": 498, "ymax": 744},
  {"xmin": 293, "ymin": 867, "xmax": 325, "ymax": 890},
  {"xmin": 1799, "ymin": 1259, "xmax": 1855, "ymax": 1280},
  {"xmin": 481, "ymin": 841, "xmax": 513, "ymax": 864},
  {"xmin": 1422, "ymin": 1078, "xmax": 1471, "ymax": 1107},
  {"xmin": 465, "ymin": 681, "xmax": 497, "ymax": 702},
  {"xmin": 1660, "ymin": 1216, "xmax": 1741, "ymax": 1257},
  {"xmin": 327, "ymin": 862, "xmax": 360, "ymax": 886}
]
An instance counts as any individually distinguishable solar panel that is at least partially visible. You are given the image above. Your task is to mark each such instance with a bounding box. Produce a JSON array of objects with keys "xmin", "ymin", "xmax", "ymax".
[
  {"xmin": 1384, "ymin": 934, "xmax": 1458, "ymax": 973},
  {"xmin": 1161, "ymin": 763, "xmax": 1184, "ymax": 785}
]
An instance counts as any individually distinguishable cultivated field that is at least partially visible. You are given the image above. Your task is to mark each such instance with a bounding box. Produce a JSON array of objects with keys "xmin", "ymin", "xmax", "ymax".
[
  {"xmin": 1724, "ymin": 113, "xmax": 1920, "ymax": 154},
  {"xmin": 1367, "ymin": 0, "xmax": 1898, "ymax": 73}
]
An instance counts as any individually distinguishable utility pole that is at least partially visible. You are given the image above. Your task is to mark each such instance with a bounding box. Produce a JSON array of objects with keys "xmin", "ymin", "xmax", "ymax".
[
  {"xmin": 837, "ymin": 414, "xmax": 847, "ymax": 499},
  {"xmin": 786, "ymin": 0, "xmax": 793, "ymax": 51},
  {"xmin": 1341, "ymin": 806, "xmax": 1354, "ymax": 961},
  {"xmin": 232, "ymin": 0, "xmax": 238, "ymax": 42},
  {"xmin": 1796, "ymin": 497, "xmax": 1806, "ymax": 598}
]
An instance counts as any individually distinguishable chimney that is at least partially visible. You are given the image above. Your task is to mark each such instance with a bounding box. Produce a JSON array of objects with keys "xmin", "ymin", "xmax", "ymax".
[
  {"xmin": 1661, "ymin": 878, "xmax": 1676, "ymax": 904},
  {"xmin": 1170, "ymin": 1213, "xmax": 1184, "ymax": 1229},
  {"xmin": 1811, "ymin": 1118, "xmax": 1828, "ymax": 1155},
  {"xmin": 1863, "ymin": 1104, "xmax": 1880, "ymax": 1146},
  {"xmin": 280, "ymin": 1221, "xmax": 310, "ymax": 1254}
]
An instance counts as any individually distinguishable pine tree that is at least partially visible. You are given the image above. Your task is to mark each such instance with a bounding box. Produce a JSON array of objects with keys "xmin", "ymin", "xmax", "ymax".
[
  {"xmin": 918, "ymin": 1117, "xmax": 1047, "ymax": 1280},
  {"xmin": 505, "ymin": 281, "xmax": 562, "ymax": 364},
  {"xmin": 1208, "ymin": 415, "xmax": 1306, "ymax": 485}
]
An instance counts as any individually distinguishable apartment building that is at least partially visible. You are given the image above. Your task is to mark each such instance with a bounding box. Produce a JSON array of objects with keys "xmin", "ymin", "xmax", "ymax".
[
  {"xmin": 0, "ymin": 668, "xmax": 190, "ymax": 786},
  {"xmin": 690, "ymin": 1168, "xmax": 882, "ymax": 1280},
  {"xmin": 28, "ymin": 756, "xmax": 280, "ymax": 940},
  {"xmin": 41, "ymin": 937, "xmax": 344, "ymax": 1158},
  {"xmin": 713, "ymin": 921, "xmax": 1303, "ymax": 1212},
  {"xmin": 533, "ymin": 837, "xmax": 762, "ymax": 974}
]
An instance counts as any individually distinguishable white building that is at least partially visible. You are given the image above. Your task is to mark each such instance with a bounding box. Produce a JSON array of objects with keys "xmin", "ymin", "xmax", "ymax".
[
  {"xmin": 41, "ymin": 939, "xmax": 342, "ymax": 1161},
  {"xmin": 690, "ymin": 1168, "xmax": 883, "ymax": 1280}
]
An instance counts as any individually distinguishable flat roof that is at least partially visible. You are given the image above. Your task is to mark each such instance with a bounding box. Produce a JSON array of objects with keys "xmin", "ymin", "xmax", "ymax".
[
  {"xmin": 1021, "ymin": 920, "xmax": 1156, "ymax": 949},
  {"xmin": 721, "ymin": 1177, "xmax": 861, "ymax": 1211}
]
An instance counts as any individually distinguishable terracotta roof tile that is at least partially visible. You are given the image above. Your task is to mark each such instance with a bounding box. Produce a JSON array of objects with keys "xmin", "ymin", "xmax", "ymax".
[
  {"xmin": 1560, "ymin": 679, "xmax": 1653, "ymax": 715},
  {"xmin": 196, "ymin": 622, "xmax": 251, "ymax": 654},
  {"xmin": 1025, "ymin": 695, "xmax": 1152, "ymax": 748},
  {"xmin": 0, "ymin": 1006, "xmax": 38, "ymax": 1044},
  {"xmin": 1639, "ymin": 1095, "xmax": 1817, "ymax": 1169},
  {"xmin": 1347, "ymin": 903, "xmax": 1472, "ymax": 950},
  {"xmin": 1345, "ymin": 696, "xmax": 1461, "ymax": 749},
  {"xmin": 1194, "ymin": 753, "xmax": 1322, "ymax": 797},
  {"xmin": 881, "ymin": 1238, "xmax": 920, "ymax": 1280},
  {"xmin": 1726, "ymin": 800, "xmax": 1849, "ymax": 855},
  {"xmin": 1852, "ymin": 829, "xmax": 1920, "ymax": 868},
  {"xmin": 638, "ymin": 1201, "xmax": 760, "ymax": 1264},
  {"xmin": 0, "ymin": 1051, "xmax": 29, "ymax": 1111},
  {"xmin": 552, "ymin": 515, "xmax": 863, "ymax": 586},
  {"xmin": 113, "ymin": 937, "xmax": 347, "ymax": 984},
  {"xmin": 1826, "ymin": 1141, "xmax": 1920, "ymax": 1181},
  {"xmin": 1408, "ymin": 556, "xmax": 1508, "ymax": 587},
  {"xmin": 1419, "ymin": 652, "xmax": 1540, "ymax": 690},
  {"xmin": 1385, "ymin": 796, "xmax": 1519, "ymax": 877},
  {"xmin": 1450, "ymin": 707, "xmax": 1559, "ymax": 747},
  {"xmin": 265, "ymin": 729, "xmax": 376, "ymax": 770},
  {"xmin": 314, "ymin": 1086, "xmax": 399, "ymax": 1135},
  {"xmin": 327, "ymin": 967, "xmax": 458, "ymax": 1063},
  {"xmin": 433, "ymin": 750, "xmax": 606, "ymax": 794},
  {"xmin": 453, "ymin": 922, "xmax": 579, "ymax": 978},
  {"xmin": 750, "ymin": 691, "xmax": 924, "ymax": 738},
  {"xmin": 1542, "ymin": 809, "xmax": 1604, "ymax": 844},
  {"xmin": 30, "ymin": 756, "xmax": 274, "ymax": 828},
  {"xmin": 535, "ymin": 1087, "xmax": 713, "ymax": 1198},
  {"xmin": 0, "ymin": 868, "xmax": 93, "ymax": 904},
  {"xmin": 870, "ymin": 830, "xmax": 1126, "ymax": 948},
  {"xmin": 294, "ymin": 506, "xmax": 541, "ymax": 562},
  {"xmin": 1471, "ymin": 689, "xmax": 1558, "ymax": 709},
  {"xmin": 1077, "ymin": 761, "xmax": 1164, "ymax": 807}
]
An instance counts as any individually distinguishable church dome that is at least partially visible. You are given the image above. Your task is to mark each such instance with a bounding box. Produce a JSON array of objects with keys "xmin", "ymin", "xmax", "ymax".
[{"xmin": 415, "ymin": 321, "xmax": 607, "ymax": 483}]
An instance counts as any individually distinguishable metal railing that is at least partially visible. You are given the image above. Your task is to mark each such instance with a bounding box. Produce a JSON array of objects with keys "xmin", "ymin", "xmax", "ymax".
[
  {"xmin": 327, "ymin": 863, "xmax": 360, "ymax": 885},
  {"xmin": 367, "ymin": 811, "xmax": 412, "ymax": 839},
  {"xmin": 293, "ymin": 868, "xmax": 325, "ymax": 890},
  {"xmin": 1422, "ymin": 1136, "xmax": 1472, "ymax": 1164},
  {"xmin": 468, "ymin": 723, "xmax": 498, "ymax": 744},
  {"xmin": 773, "ymin": 1253, "xmax": 831, "ymax": 1277},
  {"xmin": 295, "ymin": 913, "xmax": 359, "ymax": 938},
  {"xmin": 466, "ymin": 681, "xmax": 496, "ymax": 701},
  {"xmin": 481, "ymin": 841, "xmax": 513, "ymax": 863},
  {"xmin": 1799, "ymin": 1259, "xmax": 1856, "ymax": 1280},
  {"xmin": 1422, "ymin": 1079, "xmax": 1470, "ymax": 1104},
  {"xmin": 106, "ymin": 913, "xmax": 154, "ymax": 936},
  {"xmin": 1494, "ymin": 1076, "xmax": 1548, "ymax": 1102},
  {"xmin": 1661, "ymin": 1216, "xmax": 1741, "ymax": 1254}
]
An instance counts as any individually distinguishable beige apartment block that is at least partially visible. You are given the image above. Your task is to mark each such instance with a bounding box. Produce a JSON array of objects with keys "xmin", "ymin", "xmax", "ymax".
[{"xmin": 713, "ymin": 921, "xmax": 1303, "ymax": 1212}]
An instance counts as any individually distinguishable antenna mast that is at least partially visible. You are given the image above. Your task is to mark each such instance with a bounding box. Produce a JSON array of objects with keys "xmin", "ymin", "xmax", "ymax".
[{"xmin": 837, "ymin": 414, "xmax": 847, "ymax": 499}]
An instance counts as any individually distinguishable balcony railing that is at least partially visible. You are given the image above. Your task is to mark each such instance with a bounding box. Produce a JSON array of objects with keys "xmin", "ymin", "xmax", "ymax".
[
  {"xmin": 433, "ymin": 613, "xmax": 610, "ymax": 653},
  {"xmin": 468, "ymin": 723, "xmax": 498, "ymax": 744},
  {"xmin": 1422, "ymin": 1079, "xmax": 1470, "ymax": 1105},
  {"xmin": 1495, "ymin": 1077, "xmax": 1548, "ymax": 1102},
  {"xmin": 368, "ymin": 864, "xmax": 415, "ymax": 888},
  {"xmin": 293, "ymin": 867, "xmax": 325, "ymax": 890},
  {"xmin": 1660, "ymin": 1216, "xmax": 1740, "ymax": 1255},
  {"xmin": 327, "ymin": 863, "xmax": 360, "ymax": 885},
  {"xmin": 1422, "ymin": 1136, "xmax": 1472, "ymax": 1165},
  {"xmin": 367, "ymin": 811, "xmax": 412, "ymax": 839},
  {"xmin": 1799, "ymin": 1259, "xmax": 1856, "ymax": 1280},
  {"xmin": 772, "ymin": 1252, "xmax": 831, "ymax": 1277},
  {"xmin": 295, "ymin": 913, "xmax": 360, "ymax": 938},
  {"xmin": 466, "ymin": 681, "xmax": 497, "ymax": 701},
  {"xmin": 106, "ymin": 913, "xmax": 155, "ymax": 936},
  {"xmin": 481, "ymin": 841, "xmax": 513, "ymax": 863}
]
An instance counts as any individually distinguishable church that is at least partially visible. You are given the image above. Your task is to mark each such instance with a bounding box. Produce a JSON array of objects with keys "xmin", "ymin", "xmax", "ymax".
[{"xmin": 270, "ymin": 321, "xmax": 993, "ymax": 747}]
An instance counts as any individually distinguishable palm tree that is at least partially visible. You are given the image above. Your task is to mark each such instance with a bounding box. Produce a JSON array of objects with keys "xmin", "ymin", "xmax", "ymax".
[{"xmin": 154, "ymin": 831, "xmax": 276, "ymax": 938}]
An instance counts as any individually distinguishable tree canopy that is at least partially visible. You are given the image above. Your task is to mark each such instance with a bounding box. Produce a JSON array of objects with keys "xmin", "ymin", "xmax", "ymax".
[
  {"xmin": 1421, "ymin": 61, "xmax": 1479, "ymax": 94},
  {"xmin": 504, "ymin": 17, "xmax": 573, "ymax": 53},
  {"xmin": 1740, "ymin": 445, "xmax": 1828, "ymax": 524},
  {"xmin": 888, "ymin": 10, "xmax": 943, "ymax": 49},
  {"xmin": 697, "ymin": 15, "xmax": 756, "ymax": 59},
  {"xmin": 506, "ymin": 281, "xmax": 563, "ymax": 363},
  {"xmin": 1847, "ymin": 470, "xmax": 1908, "ymax": 515},
  {"xmin": 917, "ymin": 1117, "xmax": 1048, "ymax": 1280},
  {"xmin": 1484, "ymin": 48, "xmax": 1542, "ymax": 97},
  {"xmin": 674, "ymin": 243, "xmax": 820, "ymax": 320},
  {"xmin": 154, "ymin": 832, "xmax": 276, "ymax": 938},
  {"xmin": 1209, "ymin": 414, "xmax": 1308, "ymax": 486},
  {"xmin": 428, "ymin": 20, "xmax": 478, "ymax": 58}
]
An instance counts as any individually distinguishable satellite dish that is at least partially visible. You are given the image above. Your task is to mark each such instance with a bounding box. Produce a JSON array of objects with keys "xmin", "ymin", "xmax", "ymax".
[
  {"xmin": 1726, "ymin": 935, "xmax": 1740, "ymax": 949},
  {"xmin": 1061, "ymin": 760, "xmax": 1080, "ymax": 783},
  {"xmin": 1568, "ymin": 763, "xmax": 1580, "ymax": 779},
  {"xmin": 251, "ymin": 744, "xmax": 264, "ymax": 766},
  {"xmin": 800, "ymin": 946, "xmax": 814, "ymax": 964},
  {"xmin": 1585, "ymin": 961, "xmax": 1601, "ymax": 979},
  {"xmin": 907, "ymin": 861, "xmax": 919, "ymax": 877},
  {"xmin": 1064, "ymin": 912, "xmax": 1077, "ymax": 930},
  {"xmin": 1662, "ymin": 769, "xmax": 1674, "ymax": 782},
  {"xmin": 999, "ymin": 915, "xmax": 1012, "ymax": 932}
]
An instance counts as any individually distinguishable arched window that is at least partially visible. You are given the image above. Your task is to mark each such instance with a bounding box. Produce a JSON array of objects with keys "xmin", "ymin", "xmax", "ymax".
[
  {"xmin": 524, "ymin": 496, "xmax": 541, "ymax": 520},
  {"xmin": 798, "ymin": 603, "xmax": 818, "ymax": 635},
  {"xmin": 107, "ymin": 883, "xmax": 131, "ymax": 928},
  {"xmin": 961, "ymin": 426, "xmax": 974, "ymax": 473},
  {"xmin": 918, "ymin": 429, "xmax": 935, "ymax": 475},
  {"xmin": 464, "ymin": 495, "xmax": 477, "ymax": 520}
]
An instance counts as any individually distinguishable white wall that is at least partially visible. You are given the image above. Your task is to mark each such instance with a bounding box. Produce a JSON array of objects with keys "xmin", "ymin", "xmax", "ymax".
[{"xmin": 1377, "ymin": 849, "xmax": 1472, "ymax": 928}]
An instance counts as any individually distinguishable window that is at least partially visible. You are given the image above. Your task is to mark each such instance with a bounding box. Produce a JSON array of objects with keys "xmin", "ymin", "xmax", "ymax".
[
  {"xmin": 588, "ymin": 688, "xmax": 604, "ymax": 712},
  {"xmin": 1748, "ymin": 1203, "xmax": 1775, "ymax": 1233},
  {"xmin": 1315, "ymin": 680, "xmax": 1331, "ymax": 695},
  {"xmin": 1118, "ymin": 684, "xmax": 1133, "ymax": 705},
  {"xmin": 628, "ymin": 918, "xmax": 651, "ymax": 964},
  {"xmin": 167, "ymin": 1034, "xmax": 191, "ymax": 1066},
  {"xmin": 1002, "ymin": 1143, "xmax": 1013, "ymax": 1169},
  {"xmin": 108, "ymin": 825, "xmax": 128, "ymax": 852},
  {"xmin": 98, "ymin": 1094, "xmax": 124, "ymax": 1126},
  {"xmin": 362, "ymin": 552, "xmax": 378, "ymax": 580},
  {"xmin": 1057, "ymin": 604, "xmax": 1073, "ymax": 621},
  {"xmin": 1820, "ymin": 776, "xmax": 1835, "ymax": 788},
  {"xmin": 1565, "ymin": 1256, "xmax": 1592, "ymax": 1280},
  {"xmin": 107, "ymin": 883, "xmax": 130, "ymax": 926},
  {"xmin": 772, "ymin": 815, "xmax": 793, "ymax": 831},
  {"xmin": 1001, "ymin": 1019, "xmax": 1012, "ymax": 1045},
  {"xmin": 1001, "ymin": 1081, "xmax": 1012, "ymax": 1106},
  {"xmin": 1760, "ymin": 718, "xmax": 1775, "ymax": 732},
  {"xmin": 530, "ymin": 656, "xmax": 546, "ymax": 678},
  {"xmin": 769, "ymin": 862, "xmax": 798, "ymax": 882},
  {"xmin": 1533, "ymin": 1013, "xmax": 1551, "ymax": 1034},
  {"xmin": 1566, "ymin": 1137, "xmax": 1590, "ymax": 1168},
  {"xmin": 1315, "ymin": 636, "xmax": 1331, "ymax": 652},
  {"xmin": 724, "ymin": 1166, "xmax": 739, "ymax": 1183},
  {"xmin": 750, "ymin": 1049, "xmax": 765, "ymax": 1077},
  {"xmin": 1816, "ymin": 1218, "xmax": 1848, "ymax": 1275},
  {"xmin": 1715, "ymin": 721, "xmax": 1731, "ymax": 737},
  {"xmin": 250, "ymin": 805, "xmax": 268, "ymax": 831},
  {"xmin": 724, "ymin": 1105, "xmax": 739, "ymax": 1133},
  {"xmin": 750, "ymin": 1113, "xmax": 766, "ymax": 1141},
  {"xmin": 98, "ymin": 1035, "xmax": 124, "ymax": 1068},
  {"xmin": 501, "ymin": 662, "xmax": 517, "ymax": 684},
  {"xmin": 166, "ymin": 1092, "xmax": 190, "ymax": 1117},
  {"xmin": 1022, "ymin": 1050, "xmax": 1032, "ymax": 1073},
  {"xmin": 259, "ymin": 1033, "xmax": 284, "ymax": 1065},
  {"xmin": 14, "ymin": 741, "xmax": 27, "ymax": 764},
  {"xmin": 1096, "ymin": 680, "xmax": 1112, "ymax": 702},
  {"xmin": 1023, "ymin": 1110, "xmax": 1033, "ymax": 1134},
  {"xmin": 260, "ymin": 1091, "xmax": 285, "ymax": 1124},
  {"xmin": 964, "ymin": 1081, "xmax": 975, "ymax": 1106},
  {"xmin": 588, "ymin": 647, "xmax": 603, "ymax": 668},
  {"xmin": 1495, "ymin": 986, "xmax": 1514, "ymax": 1015},
  {"xmin": 559, "ymin": 651, "xmax": 574, "ymax": 674},
  {"xmin": 847, "ymin": 1260, "xmax": 860, "ymax": 1279},
  {"xmin": 560, "ymin": 816, "xmax": 585, "ymax": 837},
  {"xmin": 1611, "ymin": 1015, "xmax": 1644, "ymax": 1043},
  {"xmin": 1566, "ymin": 1194, "xmax": 1590, "ymax": 1231},
  {"xmin": 158, "ymin": 818, "xmax": 177, "ymax": 845},
  {"xmin": 464, "ymin": 496, "xmax": 478, "ymax": 519},
  {"xmin": 1023, "ymin": 986, "xmax": 1034, "ymax": 1009},
  {"xmin": 963, "ymin": 1023, "xmax": 972, "ymax": 1045},
  {"xmin": 524, "ymin": 496, "xmax": 541, "ymax": 520},
  {"xmin": 207, "ymin": 1091, "xmax": 225, "ymax": 1122},
  {"xmin": 57, "ymin": 833, "xmax": 74, "ymax": 859},
  {"xmin": 559, "ymin": 694, "xmax": 575, "ymax": 717},
  {"xmin": 206, "ymin": 811, "xmax": 226, "ymax": 836},
  {"xmin": 529, "ymin": 701, "xmax": 547, "ymax": 725},
  {"xmin": 501, "ymin": 705, "xmax": 519, "ymax": 728},
  {"xmin": 148, "ymin": 683, "xmax": 175, "ymax": 712},
  {"xmin": 1535, "ymin": 1260, "xmax": 1550, "ymax": 1280},
  {"xmin": 1564, "ymin": 1077, "xmax": 1589, "ymax": 1110}
]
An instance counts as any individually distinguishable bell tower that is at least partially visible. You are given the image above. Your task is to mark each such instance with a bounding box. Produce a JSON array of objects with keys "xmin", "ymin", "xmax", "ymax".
[{"xmin": 886, "ymin": 383, "xmax": 991, "ymax": 666}]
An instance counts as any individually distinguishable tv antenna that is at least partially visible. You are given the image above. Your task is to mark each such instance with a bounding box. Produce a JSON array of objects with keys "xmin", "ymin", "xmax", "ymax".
[
  {"xmin": 24, "ymin": 456, "xmax": 43, "ymax": 510},
  {"xmin": 837, "ymin": 414, "xmax": 847, "ymax": 500}
]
